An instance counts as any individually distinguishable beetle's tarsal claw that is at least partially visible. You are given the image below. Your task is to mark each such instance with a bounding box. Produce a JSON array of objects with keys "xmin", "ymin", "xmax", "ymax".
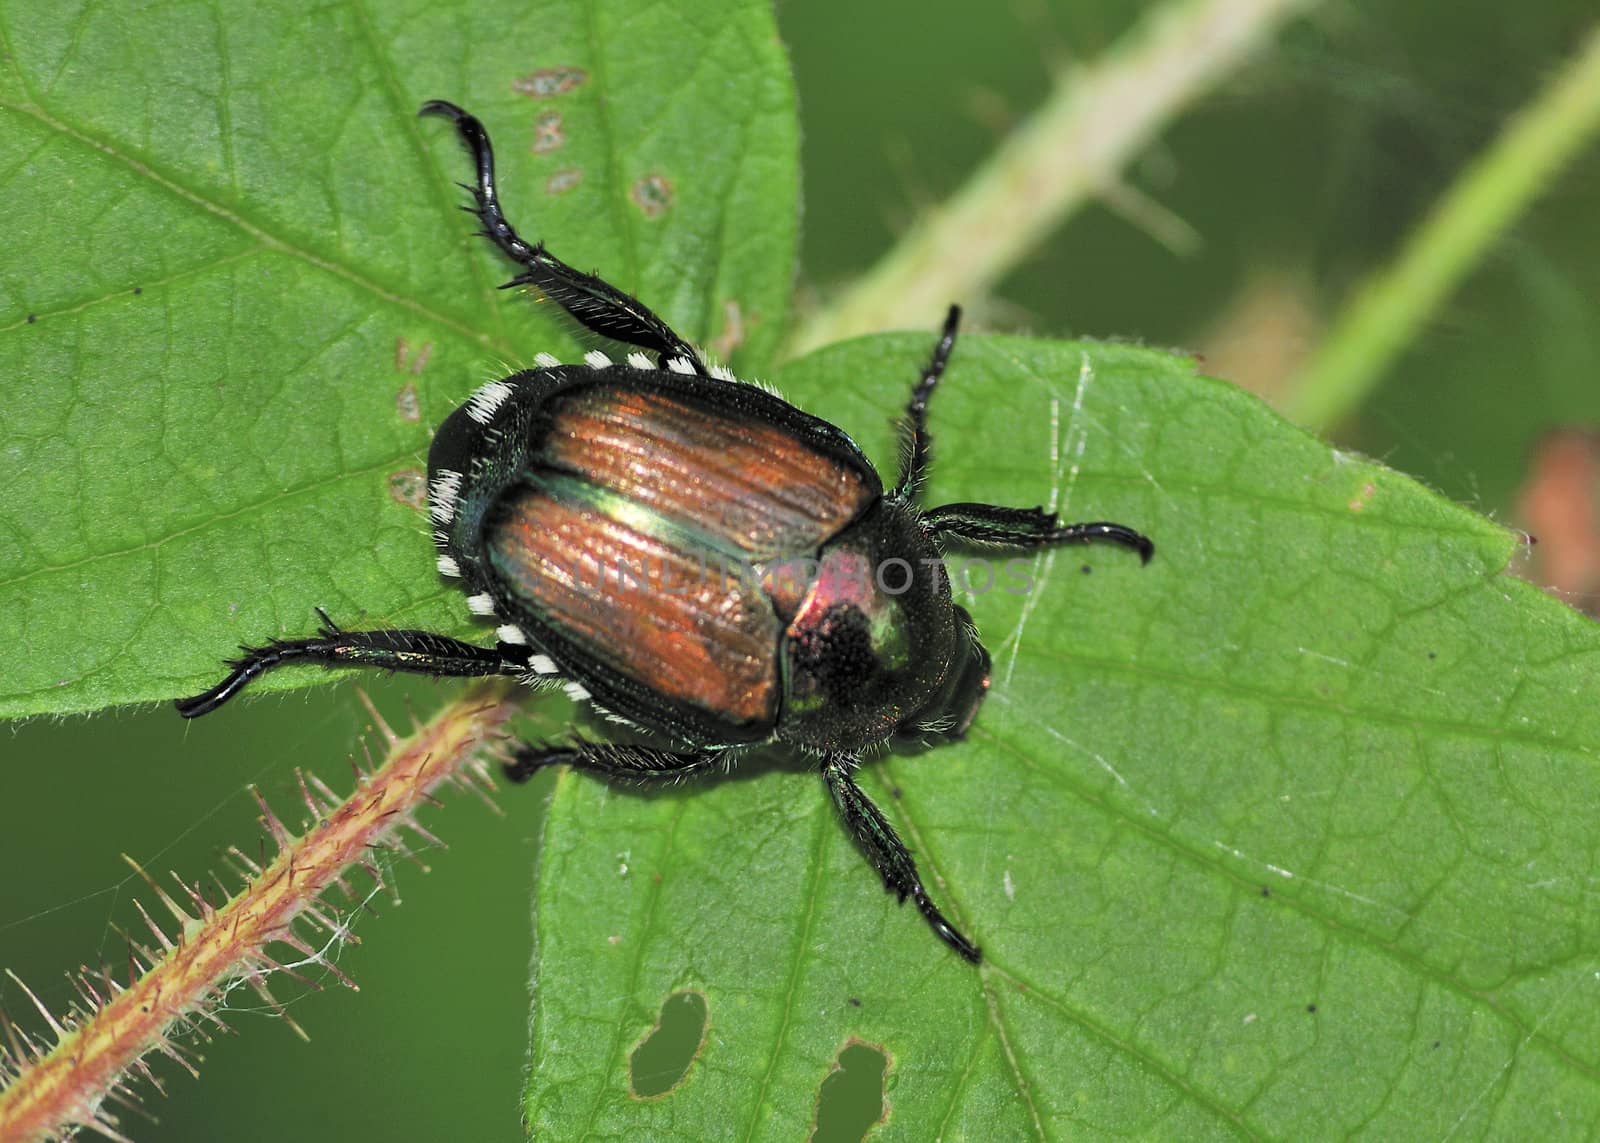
[
  {"xmin": 175, "ymin": 660, "xmax": 258, "ymax": 719},
  {"xmin": 501, "ymin": 756, "xmax": 538, "ymax": 784},
  {"xmin": 503, "ymin": 744, "xmax": 576, "ymax": 784},
  {"xmin": 910, "ymin": 888, "xmax": 981, "ymax": 962}
]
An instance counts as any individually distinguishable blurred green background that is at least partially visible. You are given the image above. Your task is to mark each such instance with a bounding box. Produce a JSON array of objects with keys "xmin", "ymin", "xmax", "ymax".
[{"xmin": 5, "ymin": 1, "xmax": 1599, "ymax": 1139}]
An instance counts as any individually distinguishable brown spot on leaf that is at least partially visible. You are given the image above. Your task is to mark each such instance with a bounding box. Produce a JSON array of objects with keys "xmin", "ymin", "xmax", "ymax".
[
  {"xmin": 395, "ymin": 336, "xmax": 433, "ymax": 375},
  {"xmin": 513, "ymin": 66, "xmax": 587, "ymax": 98},
  {"xmin": 395, "ymin": 382, "xmax": 421, "ymax": 423},
  {"xmin": 1347, "ymin": 482, "xmax": 1376, "ymax": 512},
  {"xmin": 1516, "ymin": 428, "xmax": 1600, "ymax": 616},
  {"xmin": 546, "ymin": 168, "xmax": 583, "ymax": 195},
  {"xmin": 532, "ymin": 110, "xmax": 565, "ymax": 153},
  {"xmin": 709, "ymin": 299, "xmax": 745, "ymax": 361},
  {"xmin": 630, "ymin": 173, "xmax": 673, "ymax": 218},
  {"xmin": 388, "ymin": 468, "xmax": 427, "ymax": 512}
]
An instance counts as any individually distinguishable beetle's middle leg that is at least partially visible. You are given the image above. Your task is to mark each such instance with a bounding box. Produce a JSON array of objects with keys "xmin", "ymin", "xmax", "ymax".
[
  {"xmin": 175, "ymin": 611, "xmax": 530, "ymax": 718},
  {"xmin": 822, "ymin": 754, "xmax": 981, "ymax": 962},
  {"xmin": 504, "ymin": 741, "xmax": 727, "ymax": 785},
  {"xmin": 419, "ymin": 99, "xmax": 704, "ymax": 372}
]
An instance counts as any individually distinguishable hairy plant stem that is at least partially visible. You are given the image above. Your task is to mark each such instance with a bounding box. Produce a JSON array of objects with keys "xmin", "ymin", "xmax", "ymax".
[
  {"xmin": 0, "ymin": 683, "xmax": 519, "ymax": 1143},
  {"xmin": 786, "ymin": 0, "xmax": 1319, "ymax": 356}
]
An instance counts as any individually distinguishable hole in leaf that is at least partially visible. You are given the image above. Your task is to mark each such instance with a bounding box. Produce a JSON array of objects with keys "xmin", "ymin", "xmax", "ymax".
[
  {"xmin": 629, "ymin": 990, "xmax": 707, "ymax": 1098},
  {"xmin": 811, "ymin": 1039, "xmax": 888, "ymax": 1142}
]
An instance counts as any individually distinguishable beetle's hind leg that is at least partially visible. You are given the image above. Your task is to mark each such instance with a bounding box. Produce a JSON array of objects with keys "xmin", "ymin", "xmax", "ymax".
[
  {"xmin": 175, "ymin": 610, "xmax": 530, "ymax": 718},
  {"xmin": 505, "ymin": 740, "xmax": 727, "ymax": 785},
  {"xmin": 823, "ymin": 754, "xmax": 981, "ymax": 962},
  {"xmin": 419, "ymin": 100, "xmax": 704, "ymax": 373},
  {"xmin": 923, "ymin": 502, "xmax": 1154, "ymax": 565}
]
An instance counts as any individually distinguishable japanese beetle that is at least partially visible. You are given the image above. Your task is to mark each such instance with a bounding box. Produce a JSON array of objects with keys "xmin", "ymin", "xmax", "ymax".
[{"xmin": 176, "ymin": 100, "xmax": 1154, "ymax": 962}]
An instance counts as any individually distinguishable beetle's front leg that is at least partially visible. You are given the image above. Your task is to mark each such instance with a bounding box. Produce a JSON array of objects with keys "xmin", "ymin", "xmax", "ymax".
[
  {"xmin": 822, "ymin": 754, "xmax": 981, "ymax": 963},
  {"xmin": 505, "ymin": 740, "xmax": 728, "ymax": 785},
  {"xmin": 923, "ymin": 502, "xmax": 1154, "ymax": 564},
  {"xmin": 892, "ymin": 305, "xmax": 962, "ymax": 502}
]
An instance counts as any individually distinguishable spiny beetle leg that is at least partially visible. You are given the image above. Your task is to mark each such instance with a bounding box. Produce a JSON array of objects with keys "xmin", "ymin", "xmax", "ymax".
[
  {"xmin": 893, "ymin": 304, "xmax": 962, "ymax": 502},
  {"xmin": 174, "ymin": 612, "xmax": 529, "ymax": 718},
  {"xmin": 418, "ymin": 99, "xmax": 704, "ymax": 372},
  {"xmin": 504, "ymin": 740, "xmax": 728, "ymax": 785},
  {"xmin": 822, "ymin": 754, "xmax": 981, "ymax": 963},
  {"xmin": 923, "ymin": 502, "xmax": 1154, "ymax": 565}
]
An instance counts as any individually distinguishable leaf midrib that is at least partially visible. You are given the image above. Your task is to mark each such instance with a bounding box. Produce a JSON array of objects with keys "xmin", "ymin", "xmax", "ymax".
[
  {"xmin": 579, "ymin": 785, "xmax": 690, "ymax": 1136},
  {"xmin": 0, "ymin": 98, "xmax": 517, "ymax": 358},
  {"xmin": 347, "ymin": 0, "xmax": 510, "ymax": 347},
  {"xmin": 741, "ymin": 790, "xmax": 831, "ymax": 1141},
  {"xmin": 1001, "ymin": 631, "xmax": 1592, "ymax": 754}
]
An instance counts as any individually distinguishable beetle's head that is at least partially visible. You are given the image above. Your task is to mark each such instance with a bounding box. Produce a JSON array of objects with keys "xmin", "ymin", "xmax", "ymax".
[{"xmin": 776, "ymin": 502, "xmax": 965, "ymax": 754}]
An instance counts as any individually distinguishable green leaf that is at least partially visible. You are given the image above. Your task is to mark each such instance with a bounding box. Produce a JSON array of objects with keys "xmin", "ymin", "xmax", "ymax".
[
  {"xmin": 12, "ymin": 1, "xmax": 1600, "ymax": 1139},
  {"xmin": 0, "ymin": 0, "xmax": 797, "ymax": 718},
  {"xmin": 529, "ymin": 334, "xmax": 1600, "ymax": 1138}
]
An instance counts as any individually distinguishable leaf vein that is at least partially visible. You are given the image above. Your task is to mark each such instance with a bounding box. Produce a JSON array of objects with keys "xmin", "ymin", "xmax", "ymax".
[
  {"xmin": 0, "ymin": 450, "xmax": 422, "ymax": 593},
  {"xmin": 976, "ymin": 720, "xmax": 1600, "ymax": 1086},
  {"xmin": 742, "ymin": 789, "xmax": 831, "ymax": 1141},
  {"xmin": 0, "ymin": 99, "xmax": 517, "ymax": 358}
]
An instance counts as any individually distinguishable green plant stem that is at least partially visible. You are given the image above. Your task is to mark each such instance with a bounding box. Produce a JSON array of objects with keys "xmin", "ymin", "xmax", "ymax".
[
  {"xmin": 785, "ymin": 0, "xmax": 1318, "ymax": 357},
  {"xmin": 1286, "ymin": 23, "xmax": 1600, "ymax": 430}
]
